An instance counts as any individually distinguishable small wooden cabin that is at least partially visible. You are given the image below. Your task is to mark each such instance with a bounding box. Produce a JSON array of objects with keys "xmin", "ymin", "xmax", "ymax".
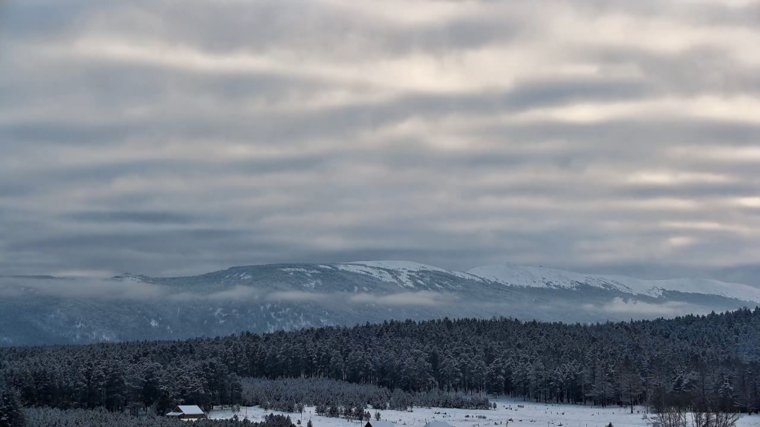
[{"xmin": 166, "ymin": 405, "xmax": 207, "ymax": 421}]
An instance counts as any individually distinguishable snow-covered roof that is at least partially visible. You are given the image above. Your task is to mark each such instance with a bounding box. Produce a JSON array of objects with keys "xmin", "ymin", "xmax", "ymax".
[
  {"xmin": 424, "ymin": 421, "xmax": 455, "ymax": 427},
  {"xmin": 177, "ymin": 405, "xmax": 205, "ymax": 415}
]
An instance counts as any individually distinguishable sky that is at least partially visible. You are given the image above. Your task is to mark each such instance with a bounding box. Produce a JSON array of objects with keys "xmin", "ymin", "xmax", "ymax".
[{"xmin": 1, "ymin": 0, "xmax": 759, "ymax": 282}]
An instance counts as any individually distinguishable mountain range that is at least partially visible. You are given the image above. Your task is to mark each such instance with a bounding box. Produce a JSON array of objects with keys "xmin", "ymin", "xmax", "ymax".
[{"xmin": 1, "ymin": 260, "xmax": 758, "ymax": 346}]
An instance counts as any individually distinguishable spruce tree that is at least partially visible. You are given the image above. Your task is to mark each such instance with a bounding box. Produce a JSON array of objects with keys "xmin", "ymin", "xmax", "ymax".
[{"xmin": 0, "ymin": 387, "xmax": 25, "ymax": 427}]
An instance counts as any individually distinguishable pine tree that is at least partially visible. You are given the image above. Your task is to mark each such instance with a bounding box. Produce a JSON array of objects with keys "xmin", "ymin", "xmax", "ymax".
[{"xmin": 0, "ymin": 387, "xmax": 25, "ymax": 427}]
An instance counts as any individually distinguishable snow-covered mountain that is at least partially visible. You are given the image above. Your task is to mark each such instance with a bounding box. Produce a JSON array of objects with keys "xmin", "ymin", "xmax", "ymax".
[
  {"xmin": 468, "ymin": 264, "xmax": 760, "ymax": 302},
  {"xmin": 1, "ymin": 261, "xmax": 757, "ymax": 346}
]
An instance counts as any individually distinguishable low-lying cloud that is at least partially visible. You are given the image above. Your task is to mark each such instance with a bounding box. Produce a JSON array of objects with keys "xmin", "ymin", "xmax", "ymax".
[
  {"xmin": 0, "ymin": 276, "xmax": 165, "ymax": 301},
  {"xmin": 591, "ymin": 297, "xmax": 701, "ymax": 317},
  {"xmin": 0, "ymin": 277, "xmax": 453, "ymax": 307},
  {"xmin": 350, "ymin": 291, "xmax": 457, "ymax": 307}
]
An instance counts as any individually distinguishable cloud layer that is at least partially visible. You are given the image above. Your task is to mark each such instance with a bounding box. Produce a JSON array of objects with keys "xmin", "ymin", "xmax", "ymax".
[{"xmin": 1, "ymin": 0, "xmax": 759, "ymax": 280}]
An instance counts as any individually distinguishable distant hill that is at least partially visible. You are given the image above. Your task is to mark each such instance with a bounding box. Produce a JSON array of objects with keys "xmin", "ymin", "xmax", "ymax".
[{"xmin": 1, "ymin": 261, "xmax": 757, "ymax": 345}]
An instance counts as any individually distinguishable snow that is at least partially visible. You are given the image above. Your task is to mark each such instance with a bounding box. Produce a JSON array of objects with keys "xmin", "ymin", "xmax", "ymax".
[
  {"xmin": 281, "ymin": 268, "xmax": 322, "ymax": 276},
  {"xmin": 468, "ymin": 264, "xmax": 760, "ymax": 303},
  {"xmin": 302, "ymin": 281, "xmax": 319, "ymax": 290},
  {"xmin": 346, "ymin": 261, "xmax": 449, "ymax": 272},
  {"xmin": 644, "ymin": 277, "xmax": 760, "ymax": 303},
  {"xmin": 176, "ymin": 405, "xmax": 205, "ymax": 415},
  {"xmin": 334, "ymin": 264, "xmax": 397, "ymax": 284},
  {"xmin": 469, "ymin": 265, "xmax": 616, "ymax": 291},
  {"xmin": 334, "ymin": 261, "xmax": 482, "ymax": 289},
  {"xmin": 209, "ymin": 399, "xmax": 760, "ymax": 427}
]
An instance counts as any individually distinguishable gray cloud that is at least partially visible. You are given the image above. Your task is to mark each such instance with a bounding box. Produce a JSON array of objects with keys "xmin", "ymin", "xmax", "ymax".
[
  {"xmin": 1, "ymin": 0, "xmax": 759, "ymax": 282},
  {"xmin": 67, "ymin": 210, "xmax": 194, "ymax": 225}
]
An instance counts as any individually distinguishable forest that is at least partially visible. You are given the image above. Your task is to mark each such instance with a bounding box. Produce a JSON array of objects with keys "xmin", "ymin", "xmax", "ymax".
[
  {"xmin": 239, "ymin": 377, "xmax": 490, "ymax": 412},
  {"xmin": 2, "ymin": 308, "xmax": 760, "ymax": 425},
  {"xmin": 22, "ymin": 407, "xmax": 293, "ymax": 427}
]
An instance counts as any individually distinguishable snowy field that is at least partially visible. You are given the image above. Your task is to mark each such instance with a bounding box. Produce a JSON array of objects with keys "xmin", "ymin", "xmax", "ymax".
[{"xmin": 209, "ymin": 399, "xmax": 760, "ymax": 427}]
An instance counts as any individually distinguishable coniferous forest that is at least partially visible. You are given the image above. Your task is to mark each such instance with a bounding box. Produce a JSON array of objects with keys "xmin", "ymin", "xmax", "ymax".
[{"xmin": 2, "ymin": 308, "xmax": 760, "ymax": 425}]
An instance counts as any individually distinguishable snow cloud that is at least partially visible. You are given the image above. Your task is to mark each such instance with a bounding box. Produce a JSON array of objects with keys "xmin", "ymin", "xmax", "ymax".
[{"xmin": 1, "ymin": 1, "xmax": 760, "ymax": 283}]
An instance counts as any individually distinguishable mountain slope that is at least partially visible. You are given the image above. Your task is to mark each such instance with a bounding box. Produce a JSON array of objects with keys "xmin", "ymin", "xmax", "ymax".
[
  {"xmin": 468, "ymin": 264, "xmax": 760, "ymax": 302},
  {"xmin": 0, "ymin": 261, "xmax": 757, "ymax": 346}
]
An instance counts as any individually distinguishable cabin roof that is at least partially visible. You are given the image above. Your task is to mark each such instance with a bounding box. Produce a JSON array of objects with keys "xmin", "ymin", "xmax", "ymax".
[{"xmin": 176, "ymin": 405, "xmax": 205, "ymax": 415}]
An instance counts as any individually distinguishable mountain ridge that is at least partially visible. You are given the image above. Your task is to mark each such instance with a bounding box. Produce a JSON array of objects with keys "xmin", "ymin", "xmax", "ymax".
[
  {"xmin": 467, "ymin": 263, "xmax": 760, "ymax": 303},
  {"xmin": 1, "ymin": 260, "xmax": 757, "ymax": 346},
  {"xmin": 130, "ymin": 260, "xmax": 759, "ymax": 301}
]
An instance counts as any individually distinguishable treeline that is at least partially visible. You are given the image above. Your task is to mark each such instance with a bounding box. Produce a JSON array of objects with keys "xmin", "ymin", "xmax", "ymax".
[
  {"xmin": 23, "ymin": 408, "xmax": 294, "ymax": 427},
  {"xmin": 1, "ymin": 352, "xmax": 242, "ymax": 414},
  {"xmin": 240, "ymin": 378, "xmax": 490, "ymax": 412},
  {"xmin": 2, "ymin": 308, "xmax": 760, "ymax": 416}
]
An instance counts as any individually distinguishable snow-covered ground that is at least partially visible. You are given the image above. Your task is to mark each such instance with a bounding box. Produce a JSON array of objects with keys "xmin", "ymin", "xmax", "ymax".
[{"xmin": 209, "ymin": 399, "xmax": 760, "ymax": 427}]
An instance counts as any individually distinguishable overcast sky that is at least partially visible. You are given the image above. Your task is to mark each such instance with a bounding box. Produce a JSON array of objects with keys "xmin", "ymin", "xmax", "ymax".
[{"xmin": 1, "ymin": 0, "xmax": 759, "ymax": 281}]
